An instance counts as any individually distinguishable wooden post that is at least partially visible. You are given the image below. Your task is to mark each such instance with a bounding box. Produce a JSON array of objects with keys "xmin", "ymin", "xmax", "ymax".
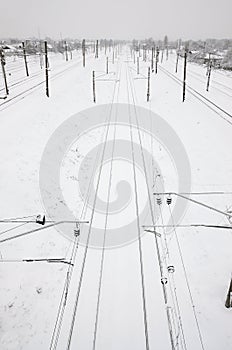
[
  {"xmin": 64, "ymin": 41, "xmax": 68, "ymax": 61},
  {"xmin": 206, "ymin": 60, "xmax": 212, "ymax": 91},
  {"xmin": 137, "ymin": 57, "xmax": 139, "ymax": 75},
  {"xmin": 95, "ymin": 40, "xmax": 99, "ymax": 58},
  {"xmin": 155, "ymin": 47, "xmax": 159, "ymax": 74},
  {"xmin": 93, "ymin": 71, "xmax": 96, "ymax": 103},
  {"xmin": 22, "ymin": 41, "xmax": 29, "ymax": 76},
  {"xmin": 112, "ymin": 48, "xmax": 115, "ymax": 64},
  {"xmin": 82, "ymin": 39, "xmax": 85, "ymax": 67},
  {"xmin": 182, "ymin": 49, "xmax": 188, "ymax": 102},
  {"xmin": 44, "ymin": 41, "xmax": 49, "ymax": 97},
  {"xmin": 106, "ymin": 57, "xmax": 109, "ymax": 74},
  {"xmin": 151, "ymin": 47, "xmax": 154, "ymax": 72},
  {"xmin": 147, "ymin": 67, "xmax": 150, "ymax": 102},
  {"xmin": 0, "ymin": 48, "xmax": 9, "ymax": 95}
]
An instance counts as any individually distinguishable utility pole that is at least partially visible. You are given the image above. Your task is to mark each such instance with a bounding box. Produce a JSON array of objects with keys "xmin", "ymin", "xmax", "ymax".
[
  {"xmin": 92, "ymin": 71, "xmax": 96, "ymax": 103},
  {"xmin": 95, "ymin": 40, "xmax": 99, "ymax": 58},
  {"xmin": 166, "ymin": 45, "xmax": 169, "ymax": 60},
  {"xmin": 206, "ymin": 53, "xmax": 211, "ymax": 76},
  {"xmin": 39, "ymin": 40, "xmax": 43, "ymax": 69},
  {"xmin": 64, "ymin": 41, "xmax": 68, "ymax": 61},
  {"xmin": 0, "ymin": 48, "xmax": 9, "ymax": 95},
  {"xmin": 147, "ymin": 67, "xmax": 150, "ymax": 102},
  {"xmin": 137, "ymin": 56, "xmax": 139, "ymax": 75},
  {"xmin": 82, "ymin": 39, "xmax": 86, "ymax": 67},
  {"xmin": 182, "ymin": 48, "xmax": 188, "ymax": 102},
  {"xmin": 161, "ymin": 47, "xmax": 164, "ymax": 63},
  {"xmin": 22, "ymin": 41, "xmax": 29, "ymax": 76},
  {"xmin": 151, "ymin": 47, "xmax": 154, "ymax": 72},
  {"xmin": 175, "ymin": 51, "xmax": 179, "ymax": 73},
  {"xmin": 155, "ymin": 47, "xmax": 159, "ymax": 74},
  {"xmin": 44, "ymin": 41, "xmax": 49, "ymax": 97},
  {"xmin": 106, "ymin": 57, "xmax": 109, "ymax": 74},
  {"xmin": 104, "ymin": 39, "xmax": 107, "ymax": 55},
  {"xmin": 225, "ymin": 277, "xmax": 232, "ymax": 308},
  {"xmin": 206, "ymin": 60, "xmax": 212, "ymax": 91}
]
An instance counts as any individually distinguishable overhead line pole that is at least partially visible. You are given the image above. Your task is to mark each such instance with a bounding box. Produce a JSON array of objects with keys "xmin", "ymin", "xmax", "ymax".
[
  {"xmin": 0, "ymin": 48, "xmax": 9, "ymax": 95},
  {"xmin": 22, "ymin": 41, "xmax": 29, "ymax": 76},
  {"xmin": 44, "ymin": 41, "xmax": 49, "ymax": 97}
]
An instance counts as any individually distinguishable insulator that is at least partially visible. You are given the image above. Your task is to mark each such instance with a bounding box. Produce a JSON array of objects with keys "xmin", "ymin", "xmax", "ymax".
[
  {"xmin": 161, "ymin": 277, "xmax": 168, "ymax": 285},
  {"xmin": 156, "ymin": 196, "xmax": 162, "ymax": 205},
  {"xmin": 167, "ymin": 265, "xmax": 175, "ymax": 273},
  {"xmin": 74, "ymin": 229, "xmax": 80, "ymax": 237},
  {"xmin": 36, "ymin": 214, "xmax": 45, "ymax": 225},
  {"xmin": 167, "ymin": 196, "xmax": 172, "ymax": 205}
]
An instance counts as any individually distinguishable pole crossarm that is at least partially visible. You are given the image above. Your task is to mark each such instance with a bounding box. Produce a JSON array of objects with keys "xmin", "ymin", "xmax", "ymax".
[
  {"xmin": 0, "ymin": 220, "xmax": 89, "ymax": 244},
  {"xmin": 153, "ymin": 192, "xmax": 232, "ymax": 218},
  {"xmin": 142, "ymin": 224, "xmax": 232, "ymax": 230}
]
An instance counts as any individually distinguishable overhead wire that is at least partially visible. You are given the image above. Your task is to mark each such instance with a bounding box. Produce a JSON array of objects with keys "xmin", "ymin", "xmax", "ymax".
[
  {"xmin": 167, "ymin": 200, "xmax": 206, "ymax": 350},
  {"xmin": 92, "ymin": 62, "xmax": 122, "ymax": 350},
  {"xmin": 65, "ymin": 58, "xmax": 121, "ymax": 350},
  {"xmin": 126, "ymin": 60, "xmax": 150, "ymax": 350},
  {"xmin": 127, "ymin": 57, "xmax": 175, "ymax": 349},
  {"xmin": 157, "ymin": 197, "xmax": 187, "ymax": 350},
  {"xmin": 49, "ymin": 60, "xmax": 120, "ymax": 349}
]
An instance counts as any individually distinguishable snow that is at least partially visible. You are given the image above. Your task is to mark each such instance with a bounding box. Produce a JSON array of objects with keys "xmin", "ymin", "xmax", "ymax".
[{"xmin": 0, "ymin": 47, "xmax": 232, "ymax": 349}]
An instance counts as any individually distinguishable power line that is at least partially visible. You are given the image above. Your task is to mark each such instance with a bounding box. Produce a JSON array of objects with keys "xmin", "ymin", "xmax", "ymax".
[{"xmin": 0, "ymin": 222, "xmax": 29, "ymax": 236}]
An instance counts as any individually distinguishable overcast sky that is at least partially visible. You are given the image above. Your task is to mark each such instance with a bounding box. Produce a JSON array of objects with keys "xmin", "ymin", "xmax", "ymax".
[{"xmin": 1, "ymin": 0, "xmax": 231, "ymax": 40}]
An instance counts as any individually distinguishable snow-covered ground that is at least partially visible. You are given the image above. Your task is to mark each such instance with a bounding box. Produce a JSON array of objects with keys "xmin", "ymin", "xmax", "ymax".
[{"xmin": 0, "ymin": 47, "xmax": 232, "ymax": 350}]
